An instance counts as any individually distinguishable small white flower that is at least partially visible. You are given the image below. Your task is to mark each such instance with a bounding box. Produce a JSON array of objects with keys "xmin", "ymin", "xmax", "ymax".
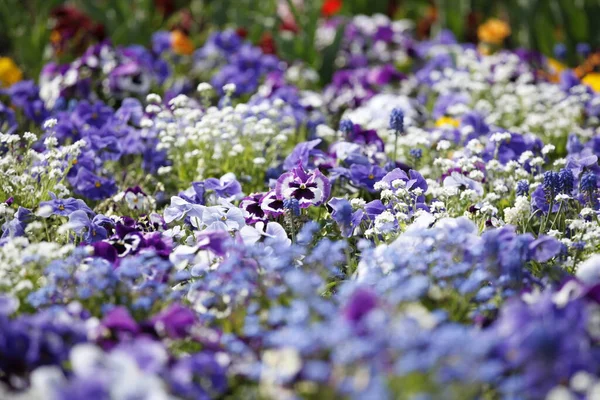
[
  {"xmin": 43, "ymin": 118, "xmax": 58, "ymax": 129},
  {"xmin": 197, "ymin": 82, "xmax": 213, "ymax": 93},
  {"xmin": 436, "ymin": 140, "xmax": 451, "ymax": 151},
  {"xmin": 222, "ymin": 83, "xmax": 237, "ymax": 95},
  {"xmin": 146, "ymin": 93, "xmax": 162, "ymax": 104},
  {"xmin": 541, "ymin": 144, "xmax": 555, "ymax": 155}
]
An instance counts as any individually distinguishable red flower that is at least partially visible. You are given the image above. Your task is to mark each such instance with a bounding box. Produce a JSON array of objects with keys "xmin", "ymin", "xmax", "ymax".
[
  {"xmin": 236, "ymin": 28, "xmax": 249, "ymax": 39},
  {"xmin": 259, "ymin": 33, "xmax": 276, "ymax": 55},
  {"xmin": 322, "ymin": 0, "xmax": 342, "ymax": 17},
  {"xmin": 50, "ymin": 6, "xmax": 105, "ymax": 55}
]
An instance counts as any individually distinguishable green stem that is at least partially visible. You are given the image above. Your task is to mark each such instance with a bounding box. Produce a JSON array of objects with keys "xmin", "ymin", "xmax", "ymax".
[
  {"xmin": 550, "ymin": 201, "xmax": 565, "ymax": 230},
  {"xmin": 393, "ymin": 130, "xmax": 399, "ymax": 162}
]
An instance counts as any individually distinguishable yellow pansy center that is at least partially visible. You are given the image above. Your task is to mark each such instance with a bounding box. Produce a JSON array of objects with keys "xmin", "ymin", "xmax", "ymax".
[{"xmin": 435, "ymin": 116, "xmax": 460, "ymax": 128}]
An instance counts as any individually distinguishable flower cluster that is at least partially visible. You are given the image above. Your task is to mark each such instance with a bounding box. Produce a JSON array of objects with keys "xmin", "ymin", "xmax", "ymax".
[{"xmin": 3, "ymin": 12, "xmax": 600, "ymax": 400}]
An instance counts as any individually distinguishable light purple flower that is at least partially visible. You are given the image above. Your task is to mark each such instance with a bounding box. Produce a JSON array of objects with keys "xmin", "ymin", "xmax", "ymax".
[
  {"xmin": 443, "ymin": 172, "xmax": 483, "ymax": 196},
  {"xmin": 276, "ymin": 164, "xmax": 331, "ymax": 208},
  {"xmin": 202, "ymin": 205, "xmax": 245, "ymax": 231},
  {"xmin": 66, "ymin": 210, "xmax": 113, "ymax": 243},
  {"xmin": 204, "ymin": 173, "xmax": 243, "ymax": 200},
  {"xmin": 164, "ymin": 196, "xmax": 205, "ymax": 225}
]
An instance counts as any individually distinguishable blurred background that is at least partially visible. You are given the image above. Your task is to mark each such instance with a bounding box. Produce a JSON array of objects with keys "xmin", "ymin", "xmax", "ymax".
[{"xmin": 0, "ymin": 0, "xmax": 598, "ymax": 83}]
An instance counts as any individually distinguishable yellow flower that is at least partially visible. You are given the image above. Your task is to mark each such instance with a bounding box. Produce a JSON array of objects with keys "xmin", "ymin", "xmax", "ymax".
[
  {"xmin": 547, "ymin": 58, "xmax": 567, "ymax": 74},
  {"xmin": 171, "ymin": 30, "xmax": 194, "ymax": 56},
  {"xmin": 583, "ymin": 73, "xmax": 600, "ymax": 92},
  {"xmin": 0, "ymin": 57, "xmax": 22, "ymax": 88},
  {"xmin": 435, "ymin": 117, "xmax": 460, "ymax": 128},
  {"xmin": 477, "ymin": 19, "xmax": 511, "ymax": 45}
]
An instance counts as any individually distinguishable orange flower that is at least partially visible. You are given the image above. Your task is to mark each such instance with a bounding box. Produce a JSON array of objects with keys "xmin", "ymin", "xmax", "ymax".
[
  {"xmin": 171, "ymin": 30, "xmax": 194, "ymax": 55},
  {"xmin": 477, "ymin": 18, "xmax": 511, "ymax": 45},
  {"xmin": 322, "ymin": 0, "xmax": 342, "ymax": 17}
]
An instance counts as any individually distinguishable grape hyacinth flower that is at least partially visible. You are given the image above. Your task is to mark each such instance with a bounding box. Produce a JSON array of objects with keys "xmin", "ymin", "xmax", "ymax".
[
  {"xmin": 580, "ymin": 171, "xmax": 597, "ymax": 206},
  {"xmin": 276, "ymin": 164, "xmax": 331, "ymax": 208},
  {"xmin": 389, "ymin": 107, "xmax": 404, "ymax": 162},
  {"xmin": 283, "ymin": 198, "xmax": 300, "ymax": 216},
  {"xmin": 516, "ymin": 180, "xmax": 530, "ymax": 197},
  {"xmin": 558, "ymin": 168, "xmax": 574, "ymax": 194},
  {"xmin": 339, "ymin": 119, "xmax": 354, "ymax": 135}
]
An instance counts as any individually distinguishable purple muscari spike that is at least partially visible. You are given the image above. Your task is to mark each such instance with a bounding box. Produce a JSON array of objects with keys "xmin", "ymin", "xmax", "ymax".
[
  {"xmin": 339, "ymin": 119, "xmax": 354, "ymax": 135},
  {"xmin": 283, "ymin": 198, "xmax": 300, "ymax": 216}
]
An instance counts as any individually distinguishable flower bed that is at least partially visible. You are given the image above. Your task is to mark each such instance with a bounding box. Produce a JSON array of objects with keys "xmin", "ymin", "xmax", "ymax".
[{"xmin": 1, "ymin": 11, "xmax": 600, "ymax": 400}]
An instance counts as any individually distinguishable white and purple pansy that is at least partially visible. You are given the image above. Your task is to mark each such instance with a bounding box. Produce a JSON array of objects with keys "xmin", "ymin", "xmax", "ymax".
[
  {"xmin": 260, "ymin": 190, "xmax": 285, "ymax": 217},
  {"xmin": 275, "ymin": 163, "xmax": 331, "ymax": 208},
  {"xmin": 239, "ymin": 192, "xmax": 267, "ymax": 224}
]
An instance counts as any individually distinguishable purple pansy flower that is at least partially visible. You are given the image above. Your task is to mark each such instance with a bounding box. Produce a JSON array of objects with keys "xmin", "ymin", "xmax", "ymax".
[
  {"xmin": 201, "ymin": 205, "xmax": 245, "ymax": 231},
  {"xmin": 349, "ymin": 164, "xmax": 386, "ymax": 192},
  {"xmin": 72, "ymin": 101, "xmax": 113, "ymax": 130},
  {"xmin": 364, "ymin": 200, "xmax": 386, "ymax": 221},
  {"xmin": 100, "ymin": 306, "xmax": 139, "ymax": 334},
  {"xmin": 38, "ymin": 192, "xmax": 94, "ymax": 217},
  {"xmin": 204, "ymin": 173, "xmax": 243, "ymax": 200},
  {"xmin": 260, "ymin": 190, "xmax": 285, "ymax": 217},
  {"xmin": 67, "ymin": 210, "xmax": 113, "ymax": 243},
  {"xmin": 343, "ymin": 287, "xmax": 378, "ymax": 323},
  {"xmin": 283, "ymin": 139, "xmax": 322, "ymax": 171},
  {"xmin": 240, "ymin": 193, "xmax": 267, "ymax": 224},
  {"xmin": 164, "ymin": 196, "xmax": 205, "ymax": 225},
  {"xmin": 328, "ymin": 198, "xmax": 364, "ymax": 237},
  {"xmin": 276, "ymin": 164, "xmax": 331, "ymax": 208},
  {"xmin": 70, "ymin": 168, "xmax": 118, "ymax": 201},
  {"xmin": 529, "ymin": 235, "xmax": 563, "ymax": 263},
  {"xmin": 443, "ymin": 172, "xmax": 483, "ymax": 196},
  {"xmin": 150, "ymin": 303, "xmax": 196, "ymax": 339}
]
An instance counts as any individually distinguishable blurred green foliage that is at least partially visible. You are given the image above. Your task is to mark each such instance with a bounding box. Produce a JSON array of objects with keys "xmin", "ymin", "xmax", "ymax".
[
  {"xmin": 400, "ymin": 0, "xmax": 600, "ymax": 65},
  {"xmin": 0, "ymin": 0, "xmax": 599, "ymax": 82}
]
